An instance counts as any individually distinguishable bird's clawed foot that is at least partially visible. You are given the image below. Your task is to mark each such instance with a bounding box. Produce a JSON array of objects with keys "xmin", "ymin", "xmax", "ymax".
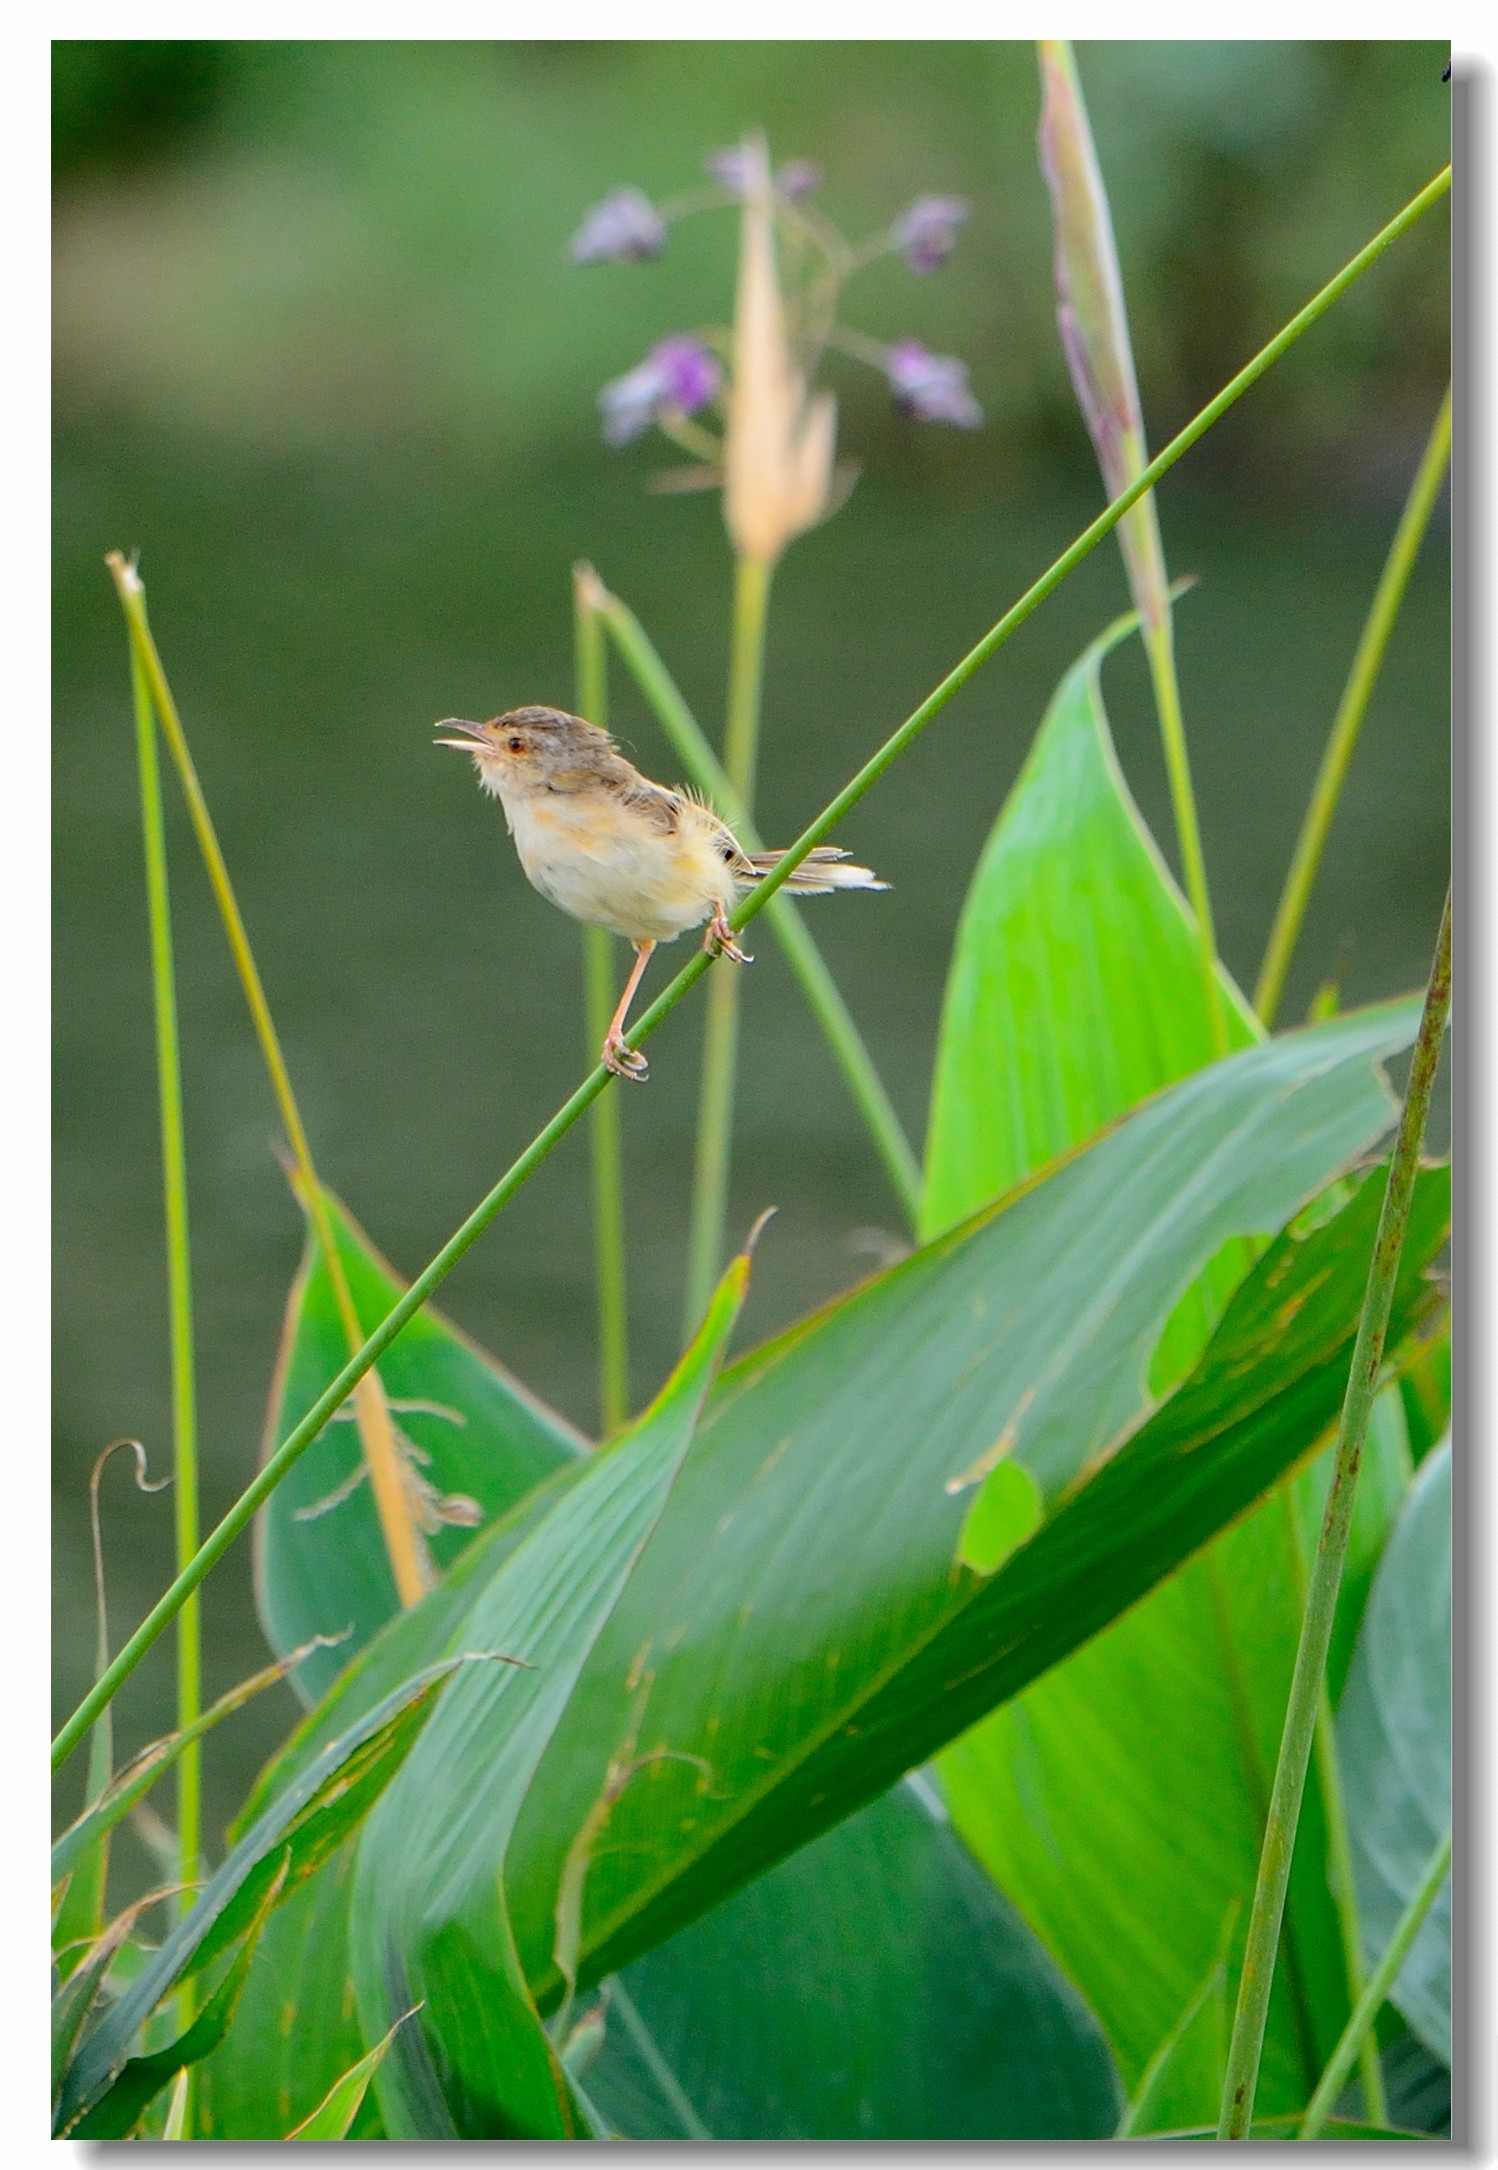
[
  {"xmin": 705, "ymin": 910, "xmax": 752, "ymax": 964},
  {"xmin": 602, "ymin": 1031, "xmax": 649, "ymax": 1082}
]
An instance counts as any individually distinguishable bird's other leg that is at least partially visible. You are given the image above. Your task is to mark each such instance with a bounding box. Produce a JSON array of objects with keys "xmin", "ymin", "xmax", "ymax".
[
  {"xmin": 602, "ymin": 939, "xmax": 655, "ymax": 1080},
  {"xmin": 704, "ymin": 907, "xmax": 752, "ymax": 965}
]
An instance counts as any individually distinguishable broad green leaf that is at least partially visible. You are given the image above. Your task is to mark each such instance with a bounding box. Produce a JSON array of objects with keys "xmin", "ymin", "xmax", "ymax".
[
  {"xmin": 285, "ymin": 2009, "xmax": 414, "ymax": 2139},
  {"xmin": 64, "ymin": 1860, "xmax": 288, "ymax": 2139},
  {"xmin": 941, "ymin": 1377, "xmax": 1418, "ymax": 2112},
  {"xmin": 196, "ymin": 1476, "xmax": 587, "ymax": 2139},
  {"xmin": 196, "ymin": 1837, "xmax": 381, "ymax": 2140},
  {"xmin": 586, "ymin": 1776, "xmax": 1121, "ymax": 2140},
  {"xmin": 1399, "ymin": 1333, "xmax": 1451, "ymax": 1463},
  {"xmin": 918, "ymin": 621, "xmax": 1419, "ymax": 2109},
  {"xmin": 1338, "ymin": 1441, "xmax": 1451, "ymax": 2063},
  {"xmin": 258, "ymin": 1191, "xmax": 588, "ymax": 1703},
  {"xmin": 1116, "ymin": 1937, "xmax": 1229, "ymax": 2137},
  {"xmin": 921, "ymin": 613, "xmax": 1258, "ymax": 1245},
  {"xmin": 226, "ymin": 1006, "xmax": 1437, "ymax": 2095},
  {"xmin": 350, "ymin": 1247, "xmax": 754, "ymax": 2140},
  {"xmin": 498, "ymin": 1019, "xmax": 1437, "ymax": 2003},
  {"xmin": 53, "ymin": 1659, "xmax": 466, "ymax": 2136}
]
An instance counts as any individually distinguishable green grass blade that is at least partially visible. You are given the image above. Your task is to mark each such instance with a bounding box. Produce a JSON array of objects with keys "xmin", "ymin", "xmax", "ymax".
[
  {"xmin": 125, "ymin": 617, "xmax": 202, "ymax": 2091},
  {"xmin": 1218, "ymin": 893, "xmax": 1450, "ymax": 2137},
  {"xmin": 106, "ymin": 554, "xmax": 429, "ymax": 1612},
  {"xmin": 285, "ymin": 2010, "xmax": 417, "ymax": 2139},
  {"xmin": 1298, "ymin": 1828, "xmax": 1451, "ymax": 2141},
  {"xmin": 1255, "ymin": 387, "xmax": 1452, "ymax": 1025},
  {"xmin": 51, "ymin": 166, "xmax": 1449, "ymax": 1779},
  {"xmin": 574, "ymin": 566, "xmax": 631, "ymax": 1433},
  {"xmin": 52, "ymin": 1640, "xmax": 344, "ymax": 1886}
]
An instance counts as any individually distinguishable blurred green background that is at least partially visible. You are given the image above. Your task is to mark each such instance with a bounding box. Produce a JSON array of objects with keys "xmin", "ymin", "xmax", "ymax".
[{"xmin": 53, "ymin": 41, "xmax": 1449, "ymax": 1866}]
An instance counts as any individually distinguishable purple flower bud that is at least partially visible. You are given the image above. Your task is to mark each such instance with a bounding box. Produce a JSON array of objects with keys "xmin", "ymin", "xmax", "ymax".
[
  {"xmin": 569, "ymin": 187, "xmax": 668, "ymax": 265},
  {"xmin": 892, "ymin": 194, "xmax": 970, "ymax": 273},
  {"xmin": 706, "ymin": 149, "xmax": 821, "ymax": 202},
  {"xmin": 886, "ymin": 341, "xmax": 982, "ymax": 428},
  {"xmin": 706, "ymin": 147, "xmax": 752, "ymax": 195},
  {"xmin": 776, "ymin": 159, "xmax": 822, "ymax": 202},
  {"xmin": 599, "ymin": 336, "xmax": 723, "ymax": 446}
]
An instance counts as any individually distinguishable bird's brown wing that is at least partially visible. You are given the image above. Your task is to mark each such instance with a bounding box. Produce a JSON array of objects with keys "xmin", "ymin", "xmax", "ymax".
[{"xmin": 613, "ymin": 773, "xmax": 684, "ymax": 835}]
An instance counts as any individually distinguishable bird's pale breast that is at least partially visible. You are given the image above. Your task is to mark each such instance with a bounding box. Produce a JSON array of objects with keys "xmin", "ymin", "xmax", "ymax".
[{"xmin": 508, "ymin": 791, "xmax": 733, "ymax": 943}]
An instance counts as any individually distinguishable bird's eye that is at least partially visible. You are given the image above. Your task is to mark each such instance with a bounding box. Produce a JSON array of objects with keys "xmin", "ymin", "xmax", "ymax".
[
  {"xmin": 508, "ymin": 737, "xmax": 525, "ymax": 754},
  {"xmin": 719, "ymin": 840, "xmax": 735, "ymax": 861}
]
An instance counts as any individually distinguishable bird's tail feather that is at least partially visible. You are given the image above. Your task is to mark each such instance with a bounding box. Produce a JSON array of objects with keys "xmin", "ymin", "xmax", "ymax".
[{"xmin": 746, "ymin": 847, "xmax": 888, "ymax": 894}]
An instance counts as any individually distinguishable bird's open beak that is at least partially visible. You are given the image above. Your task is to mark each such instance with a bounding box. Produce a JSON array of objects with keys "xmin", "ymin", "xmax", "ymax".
[{"xmin": 434, "ymin": 717, "xmax": 488, "ymax": 749}]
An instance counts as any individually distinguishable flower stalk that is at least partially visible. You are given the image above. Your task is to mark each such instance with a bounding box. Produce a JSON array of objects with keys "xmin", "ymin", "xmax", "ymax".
[
  {"xmin": 1038, "ymin": 38, "xmax": 1224, "ymax": 1053},
  {"xmin": 53, "ymin": 162, "xmax": 1452, "ymax": 1777},
  {"xmin": 1218, "ymin": 888, "xmax": 1451, "ymax": 2139}
]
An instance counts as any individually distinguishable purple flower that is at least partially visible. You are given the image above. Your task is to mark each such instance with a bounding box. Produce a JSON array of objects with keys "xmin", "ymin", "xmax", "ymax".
[
  {"xmin": 706, "ymin": 149, "xmax": 821, "ymax": 201},
  {"xmin": 706, "ymin": 147, "xmax": 752, "ymax": 194},
  {"xmin": 886, "ymin": 341, "xmax": 982, "ymax": 428},
  {"xmin": 892, "ymin": 194, "xmax": 970, "ymax": 273},
  {"xmin": 599, "ymin": 336, "xmax": 723, "ymax": 446},
  {"xmin": 776, "ymin": 159, "xmax": 822, "ymax": 202},
  {"xmin": 570, "ymin": 187, "xmax": 668, "ymax": 265}
]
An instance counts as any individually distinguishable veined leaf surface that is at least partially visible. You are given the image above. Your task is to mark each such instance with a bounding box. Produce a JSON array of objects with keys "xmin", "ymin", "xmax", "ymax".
[
  {"xmin": 921, "ymin": 621, "xmax": 1420, "ymax": 2109},
  {"xmin": 585, "ymin": 1777, "xmax": 1121, "ymax": 2140},
  {"xmin": 921, "ymin": 613, "xmax": 1258, "ymax": 1245},
  {"xmin": 349, "ymin": 1246, "xmax": 753, "ymax": 2138},
  {"xmin": 220, "ymin": 1007, "xmax": 1438, "ymax": 2137}
]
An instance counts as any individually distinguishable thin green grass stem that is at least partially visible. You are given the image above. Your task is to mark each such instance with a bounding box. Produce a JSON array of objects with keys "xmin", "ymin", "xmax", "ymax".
[
  {"xmin": 1218, "ymin": 889, "xmax": 1450, "ymax": 2139},
  {"xmin": 1296, "ymin": 1826, "xmax": 1452, "ymax": 2140},
  {"xmin": 1279, "ymin": 1486, "xmax": 1387, "ymax": 2124},
  {"xmin": 127, "ymin": 635, "xmax": 201, "ymax": 2062},
  {"xmin": 1256, "ymin": 387, "xmax": 1452, "ymax": 1026},
  {"xmin": 1144, "ymin": 615, "xmax": 1227, "ymax": 1054},
  {"xmin": 589, "ymin": 576, "xmax": 921, "ymax": 1226},
  {"xmin": 53, "ymin": 166, "xmax": 1450, "ymax": 1776},
  {"xmin": 684, "ymin": 552, "xmax": 774, "ymax": 1338},
  {"xmin": 574, "ymin": 571, "xmax": 630, "ymax": 1435},
  {"xmin": 105, "ymin": 557, "xmax": 428, "ymax": 1612}
]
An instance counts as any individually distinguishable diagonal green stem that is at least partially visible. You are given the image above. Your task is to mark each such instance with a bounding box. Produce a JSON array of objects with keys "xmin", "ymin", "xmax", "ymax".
[
  {"xmin": 574, "ymin": 569, "xmax": 630, "ymax": 1435},
  {"xmin": 586, "ymin": 573, "xmax": 921, "ymax": 1226},
  {"xmin": 1296, "ymin": 1826, "xmax": 1452, "ymax": 2140},
  {"xmin": 1256, "ymin": 388, "xmax": 1452, "ymax": 1026},
  {"xmin": 127, "ymin": 635, "xmax": 201, "ymax": 2007},
  {"xmin": 106, "ymin": 557, "xmax": 429, "ymax": 1611},
  {"xmin": 1218, "ymin": 889, "xmax": 1450, "ymax": 2139},
  {"xmin": 683, "ymin": 552, "xmax": 774, "ymax": 1339},
  {"xmin": 52, "ymin": 163, "xmax": 1451, "ymax": 1777}
]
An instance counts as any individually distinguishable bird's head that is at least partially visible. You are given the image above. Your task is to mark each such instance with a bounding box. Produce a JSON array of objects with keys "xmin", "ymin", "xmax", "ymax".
[{"xmin": 434, "ymin": 706, "xmax": 617, "ymax": 800}]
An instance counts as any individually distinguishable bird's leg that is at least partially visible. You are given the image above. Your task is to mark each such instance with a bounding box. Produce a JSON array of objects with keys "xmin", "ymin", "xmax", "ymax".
[
  {"xmin": 704, "ymin": 908, "xmax": 752, "ymax": 965},
  {"xmin": 601, "ymin": 939, "xmax": 655, "ymax": 1080}
]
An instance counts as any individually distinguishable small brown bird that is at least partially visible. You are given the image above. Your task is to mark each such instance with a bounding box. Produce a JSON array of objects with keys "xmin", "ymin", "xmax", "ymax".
[{"xmin": 436, "ymin": 705, "xmax": 886, "ymax": 1080}]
